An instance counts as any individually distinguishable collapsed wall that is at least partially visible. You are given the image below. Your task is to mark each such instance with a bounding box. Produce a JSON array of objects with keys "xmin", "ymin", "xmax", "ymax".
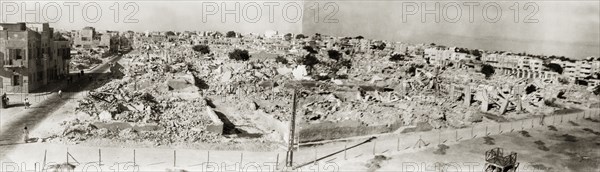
[
  {"xmin": 205, "ymin": 106, "xmax": 224, "ymax": 135},
  {"xmin": 253, "ymin": 110, "xmax": 290, "ymax": 142}
]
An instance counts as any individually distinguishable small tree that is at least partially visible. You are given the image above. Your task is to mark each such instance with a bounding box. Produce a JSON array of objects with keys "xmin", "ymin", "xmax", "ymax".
[
  {"xmin": 312, "ymin": 33, "xmax": 322, "ymax": 41},
  {"xmin": 558, "ymin": 77, "xmax": 570, "ymax": 85},
  {"xmin": 165, "ymin": 31, "xmax": 176, "ymax": 36},
  {"xmin": 480, "ymin": 64, "xmax": 495, "ymax": 79},
  {"xmin": 228, "ymin": 49, "xmax": 250, "ymax": 61},
  {"xmin": 594, "ymin": 86, "xmax": 600, "ymax": 95},
  {"xmin": 469, "ymin": 49, "xmax": 481, "ymax": 58},
  {"xmin": 284, "ymin": 33, "xmax": 292, "ymax": 41},
  {"xmin": 212, "ymin": 31, "xmax": 223, "ymax": 38},
  {"xmin": 525, "ymin": 85, "xmax": 537, "ymax": 94},
  {"xmin": 192, "ymin": 45, "xmax": 210, "ymax": 54},
  {"xmin": 295, "ymin": 34, "xmax": 306, "ymax": 39},
  {"xmin": 371, "ymin": 43, "xmax": 386, "ymax": 50},
  {"xmin": 355, "ymin": 35, "xmax": 364, "ymax": 39},
  {"xmin": 389, "ymin": 54, "xmax": 404, "ymax": 62},
  {"xmin": 275, "ymin": 56, "xmax": 288, "ymax": 64},
  {"xmin": 544, "ymin": 63, "xmax": 563, "ymax": 74},
  {"xmin": 301, "ymin": 54, "xmax": 319, "ymax": 67},
  {"xmin": 226, "ymin": 31, "xmax": 236, "ymax": 38},
  {"xmin": 406, "ymin": 66, "xmax": 416, "ymax": 76},
  {"xmin": 303, "ymin": 46, "xmax": 318, "ymax": 54},
  {"xmin": 327, "ymin": 50, "xmax": 342, "ymax": 61}
]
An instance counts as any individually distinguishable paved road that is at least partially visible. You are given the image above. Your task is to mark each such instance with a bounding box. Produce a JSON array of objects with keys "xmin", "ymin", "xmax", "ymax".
[{"xmin": 0, "ymin": 55, "xmax": 122, "ymax": 158}]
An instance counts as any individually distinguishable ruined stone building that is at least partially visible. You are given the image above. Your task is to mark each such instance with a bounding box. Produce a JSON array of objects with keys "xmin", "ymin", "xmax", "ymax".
[
  {"xmin": 0, "ymin": 23, "xmax": 71, "ymax": 93},
  {"xmin": 73, "ymin": 26, "xmax": 118, "ymax": 52}
]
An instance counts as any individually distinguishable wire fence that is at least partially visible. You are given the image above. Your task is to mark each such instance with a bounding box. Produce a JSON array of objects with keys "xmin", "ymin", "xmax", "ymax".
[
  {"xmin": 22, "ymin": 147, "xmax": 285, "ymax": 172},
  {"xmin": 16, "ymin": 109, "xmax": 597, "ymax": 172},
  {"xmin": 294, "ymin": 109, "xmax": 600, "ymax": 170}
]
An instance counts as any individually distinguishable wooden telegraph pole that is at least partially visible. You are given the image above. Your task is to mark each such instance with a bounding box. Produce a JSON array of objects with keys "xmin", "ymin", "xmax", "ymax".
[{"xmin": 285, "ymin": 90, "xmax": 297, "ymax": 167}]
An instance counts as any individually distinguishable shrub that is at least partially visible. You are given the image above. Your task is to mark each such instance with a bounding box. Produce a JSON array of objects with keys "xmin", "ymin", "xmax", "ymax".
[
  {"xmin": 544, "ymin": 63, "xmax": 563, "ymax": 74},
  {"xmin": 192, "ymin": 45, "xmax": 210, "ymax": 54},
  {"xmin": 303, "ymin": 46, "xmax": 318, "ymax": 54},
  {"xmin": 275, "ymin": 56, "xmax": 288, "ymax": 64},
  {"xmin": 284, "ymin": 33, "xmax": 292, "ymax": 41},
  {"xmin": 327, "ymin": 50, "xmax": 342, "ymax": 61},
  {"xmin": 480, "ymin": 64, "xmax": 495, "ymax": 79},
  {"xmin": 228, "ymin": 49, "xmax": 250, "ymax": 61},
  {"xmin": 526, "ymin": 85, "xmax": 537, "ymax": 94},
  {"xmin": 226, "ymin": 31, "xmax": 236, "ymax": 38},
  {"xmin": 558, "ymin": 77, "xmax": 570, "ymax": 84},
  {"xmin": 165, "ymin": 31, "xmax": 176, "ymax": 36},
  {"xmin": 301, "ymin": 54, "xmax": 319, "ymax": 67},
  {"xmin": 389, "ymin": 54, "xmax": 405, "ymax": 62}
]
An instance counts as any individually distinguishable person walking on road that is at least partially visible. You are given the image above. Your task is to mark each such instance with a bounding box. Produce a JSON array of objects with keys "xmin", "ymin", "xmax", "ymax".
[
  {"xmin": 58, "ymin": 90, "xmax": 62, "ymax": 99},
  {"xmin": 23, "ymin": 126, "xmax": 29, "ymax": 143},
  {"xmin": 23, "ymin": 97, "xmax": 29, "ymax": 109}
]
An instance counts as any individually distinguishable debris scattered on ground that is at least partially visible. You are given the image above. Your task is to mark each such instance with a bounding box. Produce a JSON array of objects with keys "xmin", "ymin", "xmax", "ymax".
[
  {"xmin": 483, "ymin": 136, "xmax": 495, "ymax": 145},
  {"xmin": 433, "ymin": 144, "xmax": 450, "ymax": 155},
  {"xmin": 534, "ymin": 140, "xmax": 549, "ymax": 151},
  {"xmin": 55, "ymin": 32, "xmax": 599, "ymax": 146},
  {"xmin": 548, "ymin": 125, "xmax": 558, "ymax": 131},
  {"xmin": 519, "ymin": 131, "xmax": 531, "ymax": 137},
  {"xmin": 365, "ymin": 155, "xmax": 390, "ymax": 172}
]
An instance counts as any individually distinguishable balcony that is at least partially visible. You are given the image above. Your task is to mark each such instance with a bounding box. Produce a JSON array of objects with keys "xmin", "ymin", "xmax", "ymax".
[{"xmin": 3, "ymin": 59, "xmax": 26, "ymax": 68}]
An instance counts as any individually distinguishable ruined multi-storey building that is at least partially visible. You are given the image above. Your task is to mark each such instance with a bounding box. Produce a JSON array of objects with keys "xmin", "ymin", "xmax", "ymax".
[
  {"xmin": 73, "ymin": 26, "xmax": 118, "ymax": 52},
  {"xmin": 0, "ymin": 22, "xmax": 71, "ymax": 93}
]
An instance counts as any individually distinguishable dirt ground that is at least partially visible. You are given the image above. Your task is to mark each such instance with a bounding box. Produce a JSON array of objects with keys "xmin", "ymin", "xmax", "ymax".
[{"xmin": 330, "ymin": 117, "xmax": 600, "ymax": 172}]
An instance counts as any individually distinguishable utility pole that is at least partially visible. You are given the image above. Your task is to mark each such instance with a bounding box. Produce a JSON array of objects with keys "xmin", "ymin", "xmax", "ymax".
[{"xmin": 286, "ymin": 90, "xmax": 297, "ymax": 167}]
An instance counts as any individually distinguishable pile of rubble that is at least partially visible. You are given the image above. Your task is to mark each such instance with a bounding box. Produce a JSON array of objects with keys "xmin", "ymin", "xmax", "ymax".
[
  {"xmin": 58, "ymin": 51, "xmax": 222, "ymax": 144},
  {"xmin": 57, "ymin": 34, "xmax": 599, "ymax": 145}
]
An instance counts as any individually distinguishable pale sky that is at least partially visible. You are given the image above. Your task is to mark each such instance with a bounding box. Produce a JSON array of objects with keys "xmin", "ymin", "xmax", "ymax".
[{"xmin": 1, "ymin": 0, "xmax": 598, "ymax": 59}]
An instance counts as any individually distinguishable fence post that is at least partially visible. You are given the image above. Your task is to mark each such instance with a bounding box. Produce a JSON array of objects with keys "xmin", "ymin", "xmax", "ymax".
[
  {"xmin": 239, "ymin": 153, "xmax": 243, "ymax": 171},
  {"xmin": 438, "ymin": 130, "xmax": 441, "ymax": 145},
  {"xmin": 561, "ymin": 115, "xmax": 563, "ymax": 123},
  {"xmin": 373, "ymin": 141, "xmax": 377, "ymax": 155},
  {"xmin": 313, "ymin": 147, "xmax": 318, "ymax": 165},
  {"xmin": 345, "ymin": 144, "xmax": 348, "ymax": 160},
  {"xmin": 133, "ymin": 149, "xmax": 136, "ymax": 166},
  {"xmin": 66, "ymin": 148, "xmax": 69, "ymax": 164},
  {"xmin": 498, "ymin": 123, "xmax": 501, "ymax": 134},
  {"xmin": 99, "ymin": 149, "xmax": 102, "ymax": 166},
  {"xmin": 485, "ymin": 126, "xmax": 488, "ymax": 136},
  {"xmin": 455, "ymin": 130, "xmax": 458, "ymax": 141},
  {"xmin": 207, "ymin": 151, "xmax": 210, "ymax": 166},
  {"xmin": 275, "ymin": 153, "xmax": 279, "ymax": 170},
  {"xmin": 173, "ymin": 150, "xmax": 176, "ymax": 167},
  {"xmin": 43, "ymin": 150, "xmax": 47, "ymax": 170}
]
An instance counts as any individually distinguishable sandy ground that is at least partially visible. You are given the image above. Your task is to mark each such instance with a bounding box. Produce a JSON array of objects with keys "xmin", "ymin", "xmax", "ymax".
[{"xmin": 327, "ymin": 117, "xmax": 600, "ymax": 172}]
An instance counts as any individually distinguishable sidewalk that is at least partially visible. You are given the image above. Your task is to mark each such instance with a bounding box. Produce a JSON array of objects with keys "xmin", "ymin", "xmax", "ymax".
[{"xmin": 0, "ymin": 55, "xmax": 122, "ymax": 158}]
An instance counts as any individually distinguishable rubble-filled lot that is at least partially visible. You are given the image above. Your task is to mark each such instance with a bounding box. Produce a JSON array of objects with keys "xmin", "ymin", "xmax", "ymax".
[{"xmin": 55, "ymin": 35, "xmax": 599, "ymax": 147}]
